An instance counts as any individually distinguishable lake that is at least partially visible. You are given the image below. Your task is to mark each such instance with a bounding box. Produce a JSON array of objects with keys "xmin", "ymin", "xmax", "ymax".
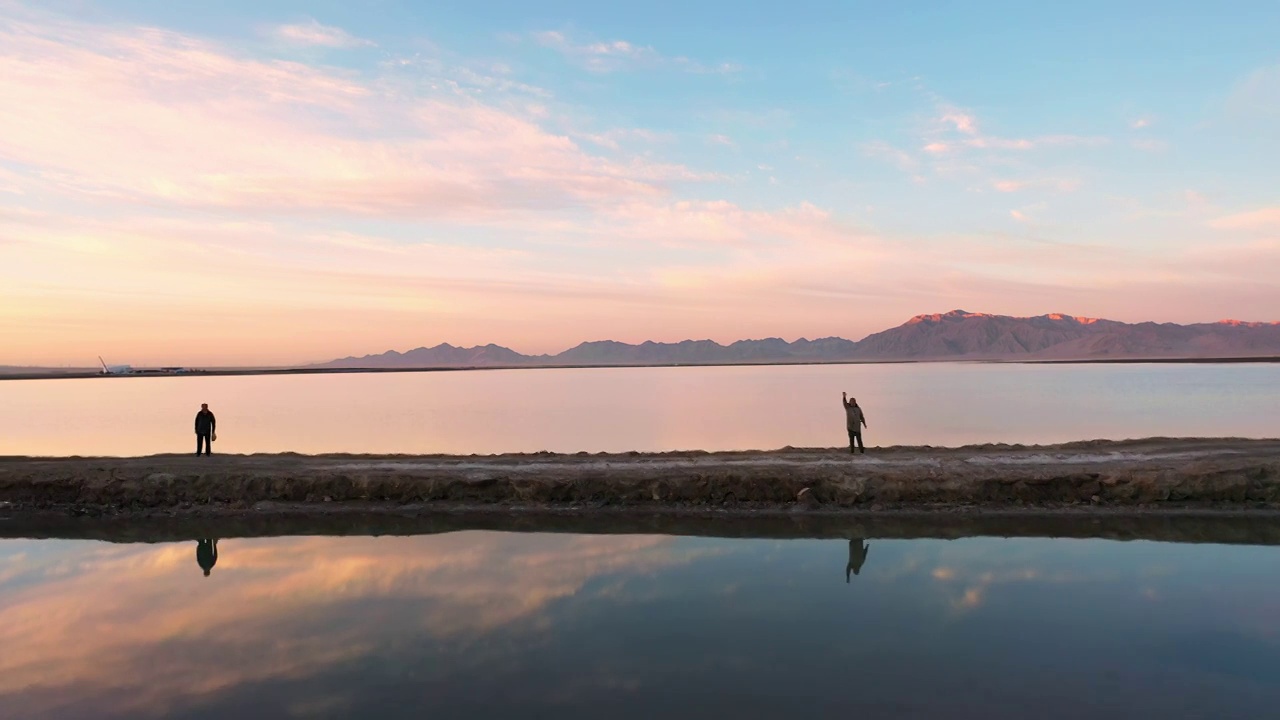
[
  {"xmin": 1, "ymin": 530, "xmax": 1278, "ymax": 719},
  {"xmin": 1, "ymin": 362, "xmax": 1277, "ymax": 456}
]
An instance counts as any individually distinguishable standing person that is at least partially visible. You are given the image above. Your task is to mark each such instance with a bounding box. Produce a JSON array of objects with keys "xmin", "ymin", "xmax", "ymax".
[
  {"xmin": 194, "ymin": 403, "xmax": 216, "ymax": 456},
  {"xmin": 842, "ymin": 392, "xmax": 868, "ymax": 454}
]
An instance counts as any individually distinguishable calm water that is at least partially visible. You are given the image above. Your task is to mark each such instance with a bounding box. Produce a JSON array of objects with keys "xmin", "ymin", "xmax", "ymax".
[
  {"xmin": 1, "ymin": 531, "xmax": 1277, "ymax": 719},
  {"xmin": 1, "ymin": 363, "xmax": 1277, "ymax": 456}
]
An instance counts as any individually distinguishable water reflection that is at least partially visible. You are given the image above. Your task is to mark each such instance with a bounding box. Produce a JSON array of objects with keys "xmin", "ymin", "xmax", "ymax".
[
  {"xmin": 195, "ymin": 539, "xmax": 218, "ymax": 577},
  {"xmin": 846, "ymin": 538, "xmax": 870, "ymax": 581},
  {"xmin": 0, "ymin": 532, "xmax": 1278, "ymax": 719}
]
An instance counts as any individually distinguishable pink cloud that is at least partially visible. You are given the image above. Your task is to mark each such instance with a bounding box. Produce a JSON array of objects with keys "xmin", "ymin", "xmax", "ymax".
[
  {"xmin": 922, "ymin": 142, "xmax": 951, "ymax": 154},
  {"xmin": 992, "ymin": 178, "xmax": 1080, "ymax": 193},
  {"xmin": 940, "ymin": 108, "xmax": 978, "ymax": 134},
  {"xmin": 1209, "ymin": 207, "xmax": 1280, "ymax": 230},
  {"xmin": 0, "ymin": 15, "xmax": 713, "ymax": 221},
  {"xmin": 966, "ymin": 137, "xmax": 1035, "ymax": 150},
  {"xmin": 271, "ymin": 19, "xmax": 374, "ymax": 48},
  {"xmin": 597, "ymin": 199, "xmax": 852, "ymax": 248},
  {"xmin": 964, "ymin": 135, "xmax": 1104, "ymax": 151}
]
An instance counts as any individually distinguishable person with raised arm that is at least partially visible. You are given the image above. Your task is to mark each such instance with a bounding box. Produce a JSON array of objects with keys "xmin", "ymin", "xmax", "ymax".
[{"xmin": 842, "ymin": 392, "xmax": 868, "ymax": 454}]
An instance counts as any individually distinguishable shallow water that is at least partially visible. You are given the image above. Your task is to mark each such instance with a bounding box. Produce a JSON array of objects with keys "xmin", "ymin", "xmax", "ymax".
[
  {"xmin": 1, "ymin": 362, "xmax": 1277, "ymax": 456},
  {"xmin": 1, "ymin": 531, "xmax": 1278, "ymax": 719}
]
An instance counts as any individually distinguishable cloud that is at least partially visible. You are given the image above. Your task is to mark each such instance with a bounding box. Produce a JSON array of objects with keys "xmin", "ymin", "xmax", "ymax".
[
  {"xmin": 1009, "ymin": 209, "xmax": 1029, "ymax": 223},
  {"xmin": 1131, "ymin": 117, "xmax": 1152, "ymax": 129},
  {"xmin": 992, "ymin": 178, "xmax": 1080, "ymax": 193},
  {"xmin": 1209, "ymin": 207, "xmax": 1280, "ymax": 230},
  {"xmin": 862, "ymin": 141, "xmax": 919, "ymax": 170},
  {"xmin": 576, "ymin": 128, "xmax": 669, "ymax": 150},
  {"xmin": 929, "ymin": 105, "xmax": 1108, "ymax": 153},
  {"xmin": 597, "ymin": 199, "xmax": 854, "ymax": 248},
  {"xmin": 1132, "ymin": 138, "xmax": 1168, "ymax": 152},
  {"xmin": 707, "ymin": 134, "xmax": 736, "ymax": 147},
  {"xmin": 271, "ymin": 19, "xmax": 375, "ymax": 49},
  {"xmin": 532, "ymin": 30, "xmax": 739, "ymax": 74},
  {"xmin": 0, "ymin": 14, "xmax": 709, "ymax": 221},
  {"xmin": 965, "ymin": 134, "xmax": 1105, "ymax": 151},
  {"xmin": 939, "ymin": 107, "xmax": 979, "ymax": 135}
]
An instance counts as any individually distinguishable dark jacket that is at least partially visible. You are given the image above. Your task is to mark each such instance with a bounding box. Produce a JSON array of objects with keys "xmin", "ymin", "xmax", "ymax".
[
  {"xmin": 197, "ymin": 539, "xmax": 217, "ymax": 575},
  {"xmin": 195, "ymin": 410, "xmax": 216, "ymax": 435},
  {"xmin": 843, "ymin": 403, "xmax": 866, "ymax": 431}
]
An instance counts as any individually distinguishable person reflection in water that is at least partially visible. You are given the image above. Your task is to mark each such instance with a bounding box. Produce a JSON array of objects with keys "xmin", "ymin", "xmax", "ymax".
[
  {"xmin": 196, "ymin": 539, "xmax": 218, "ymax": 577},
  {"xmin": 846, "ymin": 538, "xmax": 870, "ymax": 582}
]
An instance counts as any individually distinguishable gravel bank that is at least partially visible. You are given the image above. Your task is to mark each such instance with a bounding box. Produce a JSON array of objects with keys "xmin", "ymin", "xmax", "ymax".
[{"xmin": 1, "ymin": 437, "xmax": 1277, "ymax": 517}]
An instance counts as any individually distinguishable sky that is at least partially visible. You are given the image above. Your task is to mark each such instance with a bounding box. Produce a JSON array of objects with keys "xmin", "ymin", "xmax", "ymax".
[{"xmin": 1, "ymin": 0, "xmax": 1277, "ymax": 366}]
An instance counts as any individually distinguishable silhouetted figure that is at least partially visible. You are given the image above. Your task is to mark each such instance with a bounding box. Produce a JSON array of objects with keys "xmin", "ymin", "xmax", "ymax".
[
  {"xmin": 846, "ymin": 538, "xmax": 870, "ymax": 582},
  {"xmin": 194, "ymin": 403, "xmax": 216, "ymax": 456},
  {"xmin": 196, "ymin": 539, "xmax": 218, "ymax": 577},
  {"xmin": 842, "ymin": 392, "xmax": 868, "ymax": 454}
]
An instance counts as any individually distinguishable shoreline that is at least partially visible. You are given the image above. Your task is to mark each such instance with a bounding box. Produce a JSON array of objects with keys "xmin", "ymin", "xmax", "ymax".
[
  {"xmin": 3, "ymin": 438, "xmax": 1277, "ymax": 524},
  {"xmin": 2, "ymin": 354, "xmax": 1278, "ymax": 381},
  {"xmin": 5, "ymin": 505, "xmax": 1280, "ymax": 545}
]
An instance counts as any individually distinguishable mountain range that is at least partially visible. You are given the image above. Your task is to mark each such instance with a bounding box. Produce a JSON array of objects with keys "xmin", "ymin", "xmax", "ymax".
[{"xmin": 316, "ymin": 310, "xmax": 1280, "ymax": 369}]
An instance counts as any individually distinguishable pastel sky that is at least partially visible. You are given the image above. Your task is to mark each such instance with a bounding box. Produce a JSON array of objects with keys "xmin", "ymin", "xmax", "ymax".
[{"xmin": 2, "ymin": 0, "xmax": 1277, "ymax": 365}]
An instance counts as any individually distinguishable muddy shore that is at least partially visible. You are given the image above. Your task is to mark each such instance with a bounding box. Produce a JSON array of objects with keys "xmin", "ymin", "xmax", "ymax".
[{"xmin": 2, "ymin": 438, "xmax": 1277, "ymax": 538}]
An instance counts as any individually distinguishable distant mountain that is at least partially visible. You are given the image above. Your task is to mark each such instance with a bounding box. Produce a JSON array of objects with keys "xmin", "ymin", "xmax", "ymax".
[
  {"xmin": 322, "ymin": 343, "xmax": 536, "ymax": 369},
  {"xmin": 550, "ymin": 337, "xmax": 859, "ymax": 365},
  {"xmin": 312, "ymin": 310, "xmax": 1280, "ymax": 368},
  {"xmin": 855, "ymin": 310, "xmax": 1280, "ymax": 360}
]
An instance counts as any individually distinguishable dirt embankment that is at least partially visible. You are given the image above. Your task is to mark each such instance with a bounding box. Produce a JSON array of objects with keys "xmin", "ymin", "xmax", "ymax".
[{"xmin": 1, "ymin": 437, "xmax": 1277, "ymax": 515}]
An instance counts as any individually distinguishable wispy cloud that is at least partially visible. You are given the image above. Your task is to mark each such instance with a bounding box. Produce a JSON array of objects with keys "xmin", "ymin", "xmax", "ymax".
[
  {"xmin": 1209, "ymin": 207, "xmax": 1280, "ymax": 230},
  {"xmin": 575, "ymin": 127, "xmax": 669, "ymax": 150},
  {"xmin": 270, "ymin": 19, "xmax": 374, "ymax": 49},
  {"xmin": 1130, "ymin": 117, "xmax": 1153, "ymax": 129},
  {"xmin": 0, "ymin": 16, "xmax": 714, "ymax": 221},
  {"xmin": 861, "ymin": 141, "xmax": 919, "ymax": 171},
  {"xmin": 1131, "ymin": 138, "xmax": 1168, "ymax": 153},
  {"xmin": 532, "ymin": 30, "xmax": 739, "ymax": 74},
  {"xmin": 992, "ymin": 178, "xmax": 1080, "ymax": 193},
  {"xmin": 928, "ymin": 105, "xmax": 1107, "ymax": 153}
]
